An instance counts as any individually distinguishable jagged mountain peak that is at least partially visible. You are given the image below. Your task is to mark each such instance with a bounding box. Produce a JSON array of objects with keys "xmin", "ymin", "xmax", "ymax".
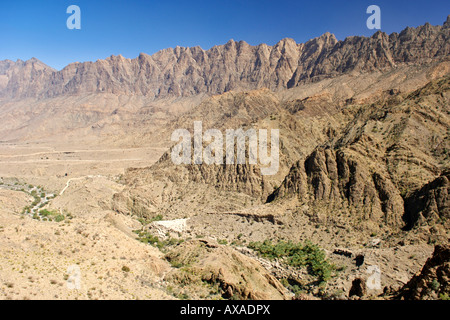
[
  {"xmin": 21, "ymin": 57, "xmax": 55, "ymax": 69},
  {"xmin": 317, "ymin": 31, "xmax": 338, "ymax": 43},
  {"xmin": 276, "ymin": 37, "xmax": 297, "ymax": 45}
]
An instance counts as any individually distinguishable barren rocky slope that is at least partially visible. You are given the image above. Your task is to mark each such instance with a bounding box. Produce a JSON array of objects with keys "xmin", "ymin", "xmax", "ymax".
[
  {"xmin": 114, "ymin": 74, "xmax": 449, "ymax": 233},
  {"xmin": 109, "ymin": 73, "xmax": 449, "ymax": 300},
  {"xmin": 269, "ymin": 76, "xmax": 450, "ymax": 233}
]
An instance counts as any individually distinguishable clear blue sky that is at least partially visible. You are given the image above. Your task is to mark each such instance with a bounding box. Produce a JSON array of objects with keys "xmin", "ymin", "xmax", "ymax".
[{"xmin": 0, "ymin": 0, "xmax": 449, "ymax": 70}]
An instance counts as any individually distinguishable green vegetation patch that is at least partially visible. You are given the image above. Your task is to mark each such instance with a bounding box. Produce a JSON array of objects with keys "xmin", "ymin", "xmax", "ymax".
[
  {"xmin": 137, "ymin": 214, "xmax": 164, "ymax": 226},
  {"xmin": 133, "ymin": 230, "xmax": 184, "ymax": 252},
  {"xmin": 248, "ymin": 240, "xmax": 336, "ymax": 284},
  {"xmin": 36, "ymin": 209, "xmax": 66, "ymax": 222}
]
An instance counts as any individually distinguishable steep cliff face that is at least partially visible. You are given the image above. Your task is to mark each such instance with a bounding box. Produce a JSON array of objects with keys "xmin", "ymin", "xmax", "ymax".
[
  {"xmin": 404, "ymin": 171, "xmax": 449, "ymax": 229},
  {"xmin": 1, "ymin": 18, "xmax": 449, "ymax": 100},
  {"xmin": 0, "ymin": 58, "xmax": 56, "ymax": 97},
  {"xmin": 268, "ymin": 147, "xmax": 404, "ymax": 228}
]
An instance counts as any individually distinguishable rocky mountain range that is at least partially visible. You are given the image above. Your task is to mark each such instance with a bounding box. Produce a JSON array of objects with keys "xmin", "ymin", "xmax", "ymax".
[{"xmin": 1, "ymin": 17, "xmax": 449, "ymax": 100}]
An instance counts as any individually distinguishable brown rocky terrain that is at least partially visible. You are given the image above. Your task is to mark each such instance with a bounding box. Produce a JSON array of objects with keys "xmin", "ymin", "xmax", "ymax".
[
  {"xmin": 395, "ymin": 244, "xmax": 450, "ymax": 300},
  {"xmin": 0, "ymin": 18, "xmax": 449, "ymax": 148},
  {"xmin": 109, "ymin": 72, "xmax": 449, "ymax": 300},
  {"xmin": 0, "ymin": 18, "xmax": 449, "ymax": 301},
  {"xmin": 164, "ymin": 239, "xmax": 290, "ymax": 300},
  {"xmin": 0, "ymin": 187, "xmax": 173, "ymax": 300},
  {"xmin": 114, "ymin": 73, "xmax": 449, "ymax": 230},
  {"xmin": 404, "ymin": 171, "xmax": 449, "ymax": 230},
  {"xmin": 1, "ymin": 17, "xmax": 449, "ymax": 101},
  {"xmin": 268, "ymin": 76, "xmax": 450, "ymax": 234}
]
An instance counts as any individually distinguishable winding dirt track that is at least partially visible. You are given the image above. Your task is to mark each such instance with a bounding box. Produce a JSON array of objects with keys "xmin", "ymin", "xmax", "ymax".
[{"xmin": 59, "ymin": 175, "xmax": 106, "ymax": 196}]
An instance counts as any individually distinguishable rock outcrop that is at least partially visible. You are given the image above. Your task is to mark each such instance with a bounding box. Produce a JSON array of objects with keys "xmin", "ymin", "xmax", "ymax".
[
  {"xmin": 164, "ymin": 239, "xmax": 290, "ymax": 300},
  {"xmin": 404, "ymin": 171, "xmax": 450, "ymax": 229},
  {"xmin": 396, "ymin": 245, "xmax": 450, "ymax": 300},
  {"xmin": 268, "ymin": 147, "xmax": 404, "ymax": 227},
  {"xmin": 267, "ymin": 75, "xmax": 450, "ymax": 233},
  {"xmin": 0, "ymin": 58, "xmax": 56, "ymax": 97}
]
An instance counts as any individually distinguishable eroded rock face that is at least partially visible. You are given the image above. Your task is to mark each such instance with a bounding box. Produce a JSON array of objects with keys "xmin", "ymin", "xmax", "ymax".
[
  {"xmin": 187, "ymin": 162, "xmax": 266, "ymax": 197},
  {"xmin": 396, "ymin": 245, "xmax": 450, "ymax": 300},
  {"xmin": 267, "ymin": 160, "xmax": 308, "ymax": 202},
  {"xmin": 267, "ymin": 75, "xmax": 450, "ymax": 232},
  {"xmin": 404, "ymin": 171, "xmax": 450, "ymax": 229},
  {"xmin": 269, "ymin": 147, "xmax": 404, "ymax": 227},
  {"xmin": 1, "ymin": 18, "xmax": 449, "ymax": 100},
  {"xmin": 0, "ymin": 58, "xmax": 56, "ymax": 98}
]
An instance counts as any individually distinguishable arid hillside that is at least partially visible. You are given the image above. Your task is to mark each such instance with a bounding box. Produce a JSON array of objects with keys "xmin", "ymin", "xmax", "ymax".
[{"xmin": 0, "ymin": 18, "xmax": 449, "ymax": 301}]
